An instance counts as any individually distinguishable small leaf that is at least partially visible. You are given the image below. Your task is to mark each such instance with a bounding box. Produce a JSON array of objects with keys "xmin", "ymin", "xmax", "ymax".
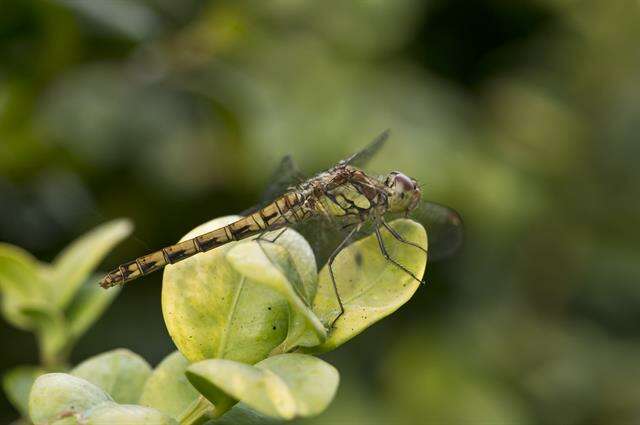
[
  {"xmin": 187, "ymin": 360, "xmax": 267, "ymax": 418},
  {"xmin": 0, "ymin": 244, "xmax": 45, "ymax": 298},
  {"xmin": 0, "ymin": 243, "xmax": 49, "ymax": 329},
  {"xmin": 138, "ymin": 351, "xmax": 199, "ymax": 420},
  {"xmin": 83, "ymin": 402, "xmax": 177, "ymax": 424},
  {"xmin": 29, "ymin": 373, "xmax": 111, "ymax": 425},
  {"xmin": 162, "ymin": 216, "xmax": 317, "ymax": 364},
  {"xmin": 309, "ymin": 219, "xmax": 427, "ymax": 353},
  {"xmin": 28, "ymin": 373, "xmax": 176, "ymax": 425},
  {"xmin": 226, "ymin": 241, "xmax": 325, "ymax": 353},
  {"xmin": 261, "ymin": 227, "xmax": 319, "ymax": 304},
  {"xmin": 51, "ymin": 218, "xmax": 132, "ymax": 309},
  {"xmin": 255, "ymin": 354, "xmax": 339, "ymax": 417},
  {"xmin": 209, "ymin": 403, "xmax": 279, "ymax": 424},
  {"xmin": 65, "ymin": 275, "xmax": 120, "ymax": 341},
  {"xmin": 186, "ymin": 353, "xmax": 339, "ymax": 420},
  {"xmin": 3, "ymin": 365, "xmax": 46, "ymax": 417},
  {"xmin": 71, "ymin": 349, "xmax": 152, "ymax": 404},
  {"xmin": 21, "ymin": 304, "xmax": 69, "ymax": 367}
]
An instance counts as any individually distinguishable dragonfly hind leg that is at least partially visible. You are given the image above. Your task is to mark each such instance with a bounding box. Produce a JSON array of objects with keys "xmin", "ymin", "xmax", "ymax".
[
  {"xmin": 374, "ymin": 224, "xmax": 424, "ymax": 284},
  {"xmin": 256, "ymin": 227, "xmax": 288, "ymax": 243},
  {"xmin": 328, "ymin": 223, "xmax": 362, "ymax": 328}
]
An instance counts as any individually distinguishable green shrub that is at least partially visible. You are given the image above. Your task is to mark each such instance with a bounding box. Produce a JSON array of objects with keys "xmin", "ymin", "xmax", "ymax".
[
  {"xmin": 3, "ymin": 217, "xmax": 427, "ymax": 423},
  {"xmin": 1, "ymin": 219, "xmax": 131, "ymax": 419}
]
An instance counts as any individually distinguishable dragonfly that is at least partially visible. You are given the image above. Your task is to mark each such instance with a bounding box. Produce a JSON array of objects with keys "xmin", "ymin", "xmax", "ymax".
[{"xmin": 100, "ymin": 130, "xmax": 463, "ymax": 325}]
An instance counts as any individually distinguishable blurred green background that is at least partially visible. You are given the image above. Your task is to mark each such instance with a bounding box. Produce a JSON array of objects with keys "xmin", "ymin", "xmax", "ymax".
[{"xmin": 1, "ymin": 0, "xmax": 639, "ymax": 423}]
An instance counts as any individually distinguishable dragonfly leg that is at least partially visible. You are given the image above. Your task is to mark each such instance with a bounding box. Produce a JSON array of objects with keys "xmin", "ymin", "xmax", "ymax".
[
  {"xmin": 270, "ymin": 228, "xmax": 288, "ymax": 243},
  {"xmin": 256, "ymin": 228, "xmax": 288, "ymax": 244},
  {"xmin": 374, "ymin": 224, "xmax": 423, "ymax": 284},
  {"xmin": 380, "ymin": 219, "xmax": 427, "ymax": 255},
  {"xmin": 328, "ymin": 223, "xmax": 362, "ymax": 328}
]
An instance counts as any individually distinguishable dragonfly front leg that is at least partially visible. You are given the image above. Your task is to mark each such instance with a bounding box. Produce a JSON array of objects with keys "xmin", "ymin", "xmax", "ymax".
[
  {"xmin": 328, "ymin": 222, "xmax": 362, "ymax": 328},
  {"xmin": 380, "ymin": 219, "xmax": 427, "ymax": 255},
  {"xmin": 374, "ymin": 224, "xmax": 424, "ymax": 284}
]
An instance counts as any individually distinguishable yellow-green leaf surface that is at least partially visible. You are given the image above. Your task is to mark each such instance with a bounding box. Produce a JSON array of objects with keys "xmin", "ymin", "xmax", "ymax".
[
  {"xmin": 310, "ymin": 219, "xmax": 427, "ymax": 353},
  {"xmin": 71, "ymin": 349, "xmax": 152, "ymax": 404},
  {"xmin": 209, "ymin": 403, "xmax": 278, "ymax": 424},
  {"xmin": 29, "ymin": 373, "xmax": 176, "ymax": 425},
  {"xmin": 162, "ymin": 216, "xmax": 320, "ymax": 364},
  {"xmin": 20, "ymin": 305, "xmax": 68, "ymax": 367},
  {"xmin": 139, "ymin": 351, "xmax": 200, "ymax": 420},
  {"xmin": 29, "ymin": 373, "xmax": 112, "ymax": 425},
  {"xmin": 65, "ymin": 276, "xmax": 120, "ymax": 341},
  {"xmin": 226, "ymin": 241, "xmax": 325, "ymax": 353},
  {"xmin": 51, "ymin": 218, "xmax": 132, "ymax": 309},
  {"xmin": 3, "ymin": 365, "xmax": 47, "ymax": 417},
  {"xmin": 186, "ymin": 353, "xmax": 339, "ymax": 420},
  {"xmin": 83, "ymin": 403, "xmax": 177, "ymax": 424},
  {"xmin": 0, "ymin": 243, "xmax": 48, "ymax": 329}
]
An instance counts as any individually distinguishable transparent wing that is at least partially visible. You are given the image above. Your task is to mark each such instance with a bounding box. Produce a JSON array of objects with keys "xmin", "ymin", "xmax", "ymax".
[
  {"xmin": 241, "ymin": 155, "xmax": 305, "ymax": 216},
  {"xmin": 259, "ymin": 155, "xmax": 305, "ymax": 204},
  {"xmin": 253, "ymin": 130, "xmax": 390, "ymax": 209},
  {"xmin": 343, "ymin": 129, "xmax": 390, "ymax": 168},
  {"xmin": 297, "ymin": 200, "xmax": 463, "ymax": 267},
  {"xmin": 293, "ymin": 202, "xmax": 462, "ymax": 267},
  {"xmin": 408, "ymin": 201, "xmax": 464, "ymax": 261},
  {"xmin": 290, "ymin": 215, "xmax": 349, "ymax": 266}
]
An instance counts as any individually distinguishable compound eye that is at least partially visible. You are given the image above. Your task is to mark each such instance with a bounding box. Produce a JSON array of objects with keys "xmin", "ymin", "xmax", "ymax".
[
  {"xmin": 385, "ymin": 171, "xmax": 399, "ymax": 186},
  {"xmin": 394, "ymin": 173, "xmax": 415, "ymax": 191}
]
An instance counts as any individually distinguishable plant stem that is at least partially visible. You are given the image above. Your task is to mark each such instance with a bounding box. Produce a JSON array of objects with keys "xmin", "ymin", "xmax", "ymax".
[{"xmin": 179, "ymin": 397, "xmax": 216, "ymax": 425}]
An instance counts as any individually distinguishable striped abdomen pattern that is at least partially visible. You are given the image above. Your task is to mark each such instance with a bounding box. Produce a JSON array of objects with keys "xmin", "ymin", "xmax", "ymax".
[{"xmin": 100, "ymin": 191, "xmax": 308, "ymax": 288}]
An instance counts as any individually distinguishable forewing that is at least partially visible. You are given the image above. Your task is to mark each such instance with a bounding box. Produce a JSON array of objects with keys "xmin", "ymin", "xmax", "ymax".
[
  {"xmin": 290, "ymin": 216, "xmax": 348, "ymax": 267},
  {"xmin": 300, "ymin": 200, "xmax": 463, "ymax": 266},
  {"xmin": 410, "ymin": 201, "xmax": 463, "ymax": 261},
  {"xmin": 248, "ymin": 129, "xmax": 389, "ymax": 214},
  {"xmin": 260, "ymin": 155, "xmax": 305, "ymax": 204},
  {"xmin": 344, "ymin": 129, "xmax": 390, "ymax": 168},
  {"xmin": 241, "ymin": 155, "xmax": 305, "ymax": 216}
]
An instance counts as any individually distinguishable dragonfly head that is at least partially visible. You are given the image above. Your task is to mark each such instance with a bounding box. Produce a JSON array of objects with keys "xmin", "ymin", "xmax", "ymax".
[{"xmin": 385, "ymin": 171, "xmax": 421, "ymax": 213}]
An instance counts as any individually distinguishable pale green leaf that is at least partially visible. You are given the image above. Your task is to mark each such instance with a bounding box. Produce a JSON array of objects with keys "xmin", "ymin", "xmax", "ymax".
[
  {"xmin": 52, "ymin": 218, "xmax": 132, "ymax": 309},
  {"xmin": 187, "ymin": 360, "xmax": 282, "ymax": 420},
  {"xmin": 309, "ymin": 219, "xmax": 427, "ymax": 353},
  {"xmin": 186, "ymin": 353, "xmax": 339, "ymax": 420},
  {"xmin": 71, "ymin": 349, "xmax": 152, "ymax": 404},
  {"xmin": 0, "ymin": 243, "xmax": 49, "ymax": 329},
  {"xmin": 260, "ymin": 226, "xmax": 319, "ymax": 304},
  {"xmin": 226, "ymin": 240, "xmax": 325, "ymax": 353},
  {"xmin": 255, "ymin": 353, "xmax": 339, "ymax": 418},
  {"xmin": 65, "ymin": 276, "xmax": 120, "ymax": 341},
  {"xmin": 208, "ymin": 403, "xmax": 278, "ymax": 424},
  {"xmin": 138, "ymin": 351, "xmax": 200, "ymax": 420},
  {"xmin": 29, "ymin": 373, "xmax": 112, "ymax": 425},
  {"xmin": 3, "ymin": 365, "xmax": 46, "ymax": 417},
  {"xmin": 0, "ymin": 244, "xmax": 45, "ymax": 298},
  {"xmin": 28, "ymin": 372, "xmax": 175, "ymax": 425},
  {"xmin": 21, "ymin": 305, "xmax": 69, "ymax": 367},
  {"xmin": 162, "ymin": 216, "xmax": 318, "ymax": 364},
  {"xmin": 83, "ymin": 402, "xmax": 177, "ymax": 424}
]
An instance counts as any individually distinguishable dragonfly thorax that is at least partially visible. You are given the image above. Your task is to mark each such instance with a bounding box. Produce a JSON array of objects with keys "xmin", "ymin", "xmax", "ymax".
[{"xmin": 384, "ymin": 171, "xmax": 421, "ymax": 214}]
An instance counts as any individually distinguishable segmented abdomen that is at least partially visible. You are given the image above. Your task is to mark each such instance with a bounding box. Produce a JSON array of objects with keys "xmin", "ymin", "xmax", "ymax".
[{"xmin": 100, "ymin": 191, "xmax": 308, "ymax": 288}]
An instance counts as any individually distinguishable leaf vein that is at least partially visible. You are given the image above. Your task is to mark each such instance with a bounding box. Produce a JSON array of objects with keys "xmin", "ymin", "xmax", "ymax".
[{"xmin": 218, "ymin": 275, "xmax": 245, "ymax": 358}]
